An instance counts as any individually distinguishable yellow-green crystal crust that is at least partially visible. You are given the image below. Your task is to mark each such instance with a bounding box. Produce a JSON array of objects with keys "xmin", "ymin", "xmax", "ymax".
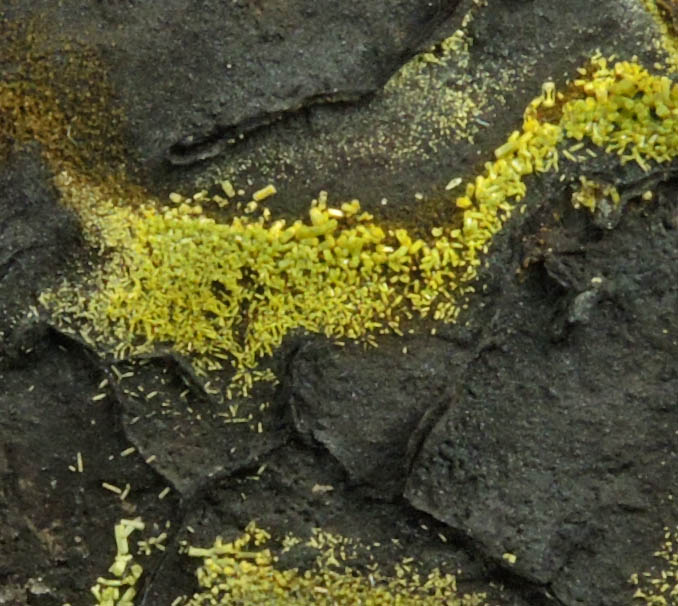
[
  {"xmin": 185, "ymin": 522, "xmax": 486, "ymax": 606},
  {"xmin": 42, "ymin": 56, "xmax": 678, "ymax": 392}
]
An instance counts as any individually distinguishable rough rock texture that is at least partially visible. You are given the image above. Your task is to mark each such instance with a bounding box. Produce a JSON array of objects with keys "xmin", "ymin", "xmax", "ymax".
[
  {"xmin": 0, "ymin": 146, "xmax": 81, "ymax": 351},
  {"xmin": 406, "ymin": 175, "xmax": 678, "ymax": 605},
  {"xmin": 1, "ymin": 0, "xmax": 677, "ymax": 605},
  {"xmin": 4, "ymin": 0, "xmax": 460, "ymax": 174},
  {"xmin": 111, "ymin": 353, "xmax": 287, "ymax": 496},
  {"xmin": 0, "ymin": 331, "xmax": 176, "ymax": 605},
  {"xmin": 178, "ymin": 0, "xmax": 659, "ymax": 218},
  {"xmin": 288, "ymin": 335, "xmax": 471, "ymax": 498},
  {"xmin": 137, "ymin": 444, "xmax": 495, "ymax": 606}
]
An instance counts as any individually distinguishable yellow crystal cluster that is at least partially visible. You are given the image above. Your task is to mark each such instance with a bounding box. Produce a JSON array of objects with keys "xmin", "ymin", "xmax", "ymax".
[
  {"xmin": 40, "ymin": 56, "xmax": 678, "ymax": 392},
  {"xmin": 70, "ymin": 195, "xmax": 475, "ymax": 384},
  {"xmin": 563, "ymin": 56, "xmax": 678, "ymax": 170},
  {"xmin": 181, "ymin": 522, "xmax": 486, "ymax": 606},
  {"xmin": 43, "ymin": 85, "xmax": 560, "ymax": 387},
  {"xmin": 90, "ymin": 518, "xmax": 145, "ymax": 606},
  {"xmin": 571, "ymin": 176, "xmax": 621, "ymax": 213},
  {"xmin": 640, "ymin": 0, "xmax": 678, "ymax": 72}
]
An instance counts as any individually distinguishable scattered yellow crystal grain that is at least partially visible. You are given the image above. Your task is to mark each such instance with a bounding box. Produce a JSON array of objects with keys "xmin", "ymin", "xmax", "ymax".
[
  {"xmin": 91, "ymin": 518, "xmax": 145, "ymax": 606},
  {"xmin": 630, "ymin": 525, "xmax": 678, "ymax": 605}
]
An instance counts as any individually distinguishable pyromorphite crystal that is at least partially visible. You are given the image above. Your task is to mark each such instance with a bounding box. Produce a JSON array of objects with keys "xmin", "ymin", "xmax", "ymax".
[
  {"xmin": 182, "ymin": 522, "xmax": 487, "ymax": 606},
  {"xmin": 38, "ymin": 56, "xmax": 678, "ymax": 395}
]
